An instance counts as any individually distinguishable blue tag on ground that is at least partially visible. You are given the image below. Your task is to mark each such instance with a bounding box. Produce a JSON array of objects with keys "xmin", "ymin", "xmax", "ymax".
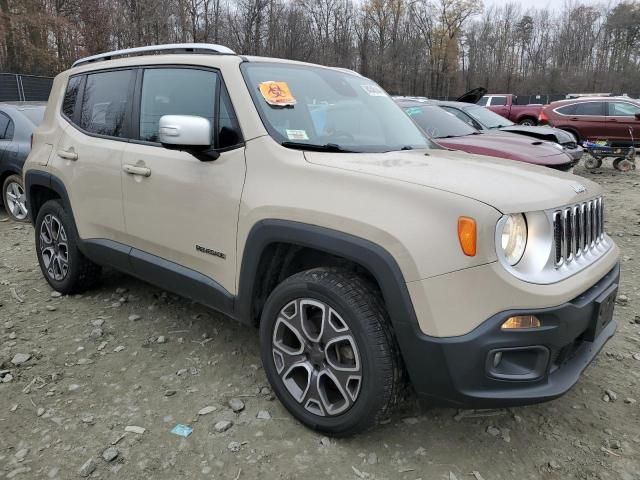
[{"xmin": 171, "ymin": 424, "xmax": 193, "ymax": 437}]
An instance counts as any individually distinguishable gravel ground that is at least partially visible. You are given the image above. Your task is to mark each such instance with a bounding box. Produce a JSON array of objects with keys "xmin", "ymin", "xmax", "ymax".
[{"xmin": 1, "ymin": 160, "xmax": 640, "ymax": 480}]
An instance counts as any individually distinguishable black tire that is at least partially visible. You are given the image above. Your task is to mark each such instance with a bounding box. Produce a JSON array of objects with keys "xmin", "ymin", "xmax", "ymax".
[
  {"xmin": 35, "ymin": 199, "xmax": 101, "ymax": 294},
  {"xmin": 2, "ymin": 174, "xmax": 30, "ymax": 222},
  {"xmin": 518, "ymin": 117, "xmax": 537, "ymax": 126},
  {"xmin": 259, "ymin": 268, "xmax": 404, "ymax": 436}
]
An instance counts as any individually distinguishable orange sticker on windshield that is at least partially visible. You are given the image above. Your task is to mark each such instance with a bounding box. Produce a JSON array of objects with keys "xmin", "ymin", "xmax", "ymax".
[{"xmin": 259, "ymin": 81, "xmax": 297, "ymax": 106}]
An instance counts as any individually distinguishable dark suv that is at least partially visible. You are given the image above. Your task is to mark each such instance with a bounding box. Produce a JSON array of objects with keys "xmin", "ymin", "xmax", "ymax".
[{"xmin": 540, "ymin": 97, "xmax": 640, "ymax": 146}]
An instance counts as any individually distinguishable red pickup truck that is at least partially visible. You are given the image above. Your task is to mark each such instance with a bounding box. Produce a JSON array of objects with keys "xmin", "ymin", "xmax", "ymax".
[{"xmin": 476, "ymin": 94, "xmax": 544, "ymax": 126}]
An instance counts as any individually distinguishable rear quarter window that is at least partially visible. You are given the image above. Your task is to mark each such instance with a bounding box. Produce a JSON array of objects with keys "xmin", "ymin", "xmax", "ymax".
[
  {"xmin": 555, "ymin": 104, "xmax": 576, "ymax": 115},
  {"xmin": 0, "ymin": 111, "xmax": 13, "ymax": 140},
  {"xmin": 62, "ymin": 76, "xmax": 82, "ymax": 120}
]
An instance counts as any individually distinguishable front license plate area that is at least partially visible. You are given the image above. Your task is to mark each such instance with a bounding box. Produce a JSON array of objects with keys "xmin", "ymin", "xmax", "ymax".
[{"xmin": 585, "ymin": 284, "xmax": 617, "ymax": 342}]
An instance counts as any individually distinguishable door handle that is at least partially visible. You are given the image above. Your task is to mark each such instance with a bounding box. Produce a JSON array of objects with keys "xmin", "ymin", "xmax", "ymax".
[
  {"xmin": 57, "ymin": 149, "xmax": 78, "ymax": 161},
  {"xmin": 123, "ymin": 164, "xmax": 151, "ymax": 177},
  {"xmin": 607, "ymin": 118, "xmax": 618, "ymax": 122}
]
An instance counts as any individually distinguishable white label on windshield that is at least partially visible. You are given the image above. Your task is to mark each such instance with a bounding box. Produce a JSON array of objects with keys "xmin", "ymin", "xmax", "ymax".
[
  {"xmin": 361, "ymin": 84, "xmax": 385, "ymax": 97},
  {"xmin": 286, "ymin": 129, "xmax": 309, "ymax": 140}
]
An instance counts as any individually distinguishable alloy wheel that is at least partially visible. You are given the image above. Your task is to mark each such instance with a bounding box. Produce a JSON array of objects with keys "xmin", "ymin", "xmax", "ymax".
[
  {"xmin": 39, "ymin": 214, "xmax": 69, "ymax": 281},
  {"xmin": 272, "ymin": 299, "xmax": 362, "ymax": 417},
  {"xmin": 5, "ymin": 181, "xmax": 28, "ymax": 220}
]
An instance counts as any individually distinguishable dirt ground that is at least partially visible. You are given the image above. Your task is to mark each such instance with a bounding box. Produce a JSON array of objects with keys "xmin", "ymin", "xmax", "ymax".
[{"xmin": 1, "ymin": 158, "xmax": 640, "ymax": 480}]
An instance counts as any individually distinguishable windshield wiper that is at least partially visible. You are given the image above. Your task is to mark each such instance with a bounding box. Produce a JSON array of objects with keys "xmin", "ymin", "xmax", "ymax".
[{"xmin": 281, "ymin": 141, "xmax": 356, "ymax": 153}]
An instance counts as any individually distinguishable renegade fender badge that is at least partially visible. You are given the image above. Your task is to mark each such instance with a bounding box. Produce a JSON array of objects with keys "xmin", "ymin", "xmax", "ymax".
[{"xmin": 196, "ymin": 245, "xmax": 226, "ymax": 260}]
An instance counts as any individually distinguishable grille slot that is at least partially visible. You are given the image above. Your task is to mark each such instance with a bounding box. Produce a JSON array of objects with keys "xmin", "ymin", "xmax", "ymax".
[{"xmin": 553, "ymin": 197, "xmax": 604, "ymax": 266}]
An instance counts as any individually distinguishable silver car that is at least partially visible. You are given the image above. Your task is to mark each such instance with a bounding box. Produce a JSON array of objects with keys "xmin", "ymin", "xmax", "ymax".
[{"xmin": 0, "ymin": 102, "xmax": 45, "ymax": 221}]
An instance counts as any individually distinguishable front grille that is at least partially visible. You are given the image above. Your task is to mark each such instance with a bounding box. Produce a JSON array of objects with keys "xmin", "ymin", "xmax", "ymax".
[{"xmin": 553, "ymin": 197, "xmax": 604, "ymax": 266}]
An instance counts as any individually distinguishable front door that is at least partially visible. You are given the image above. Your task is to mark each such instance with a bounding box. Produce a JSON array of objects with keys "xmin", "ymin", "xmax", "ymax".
[{"xmin": 121, "ymin": 67, "xmax": 246, "ymax": 295}]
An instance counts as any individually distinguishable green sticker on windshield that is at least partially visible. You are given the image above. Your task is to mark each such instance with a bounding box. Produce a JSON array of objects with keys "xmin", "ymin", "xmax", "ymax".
[
  {"xmin": 361, "ymin": 84, "xmax": 385, "ymax": 97},
  {"xmin": 405, "ymin": 107, "xmax": 422, "ymax": 117}
]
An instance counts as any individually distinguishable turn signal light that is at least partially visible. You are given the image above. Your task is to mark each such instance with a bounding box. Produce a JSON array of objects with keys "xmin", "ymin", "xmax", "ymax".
[
  {"xmin": 457, "ymin": 216, "xmax": 477, "ymax": 256},
  {"xmin": 501, "ymin": 315, "xmax": 541, "ymax": 330}
]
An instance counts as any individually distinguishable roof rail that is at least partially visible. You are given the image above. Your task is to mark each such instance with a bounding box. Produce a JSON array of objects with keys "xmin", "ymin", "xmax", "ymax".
[{"xmin": 72, "ymin": 43, "xmax": 236, "ymax": 68}]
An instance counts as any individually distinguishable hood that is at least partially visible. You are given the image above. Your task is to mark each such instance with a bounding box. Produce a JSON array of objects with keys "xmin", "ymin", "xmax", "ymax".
[
  {"xmin": 304, "ymin": 149, "xmax": 600, "ymax": 214},
  {"xmin": 436, "ymin": 132, "xmax": 573, "ymax": 166},
  {"xmin": 497, "ymin": 125, "xmax": 576, "ymax": 144},
  {"xmin": 456, "ymin": 87, "xmax": 487, "ymax": 104}
]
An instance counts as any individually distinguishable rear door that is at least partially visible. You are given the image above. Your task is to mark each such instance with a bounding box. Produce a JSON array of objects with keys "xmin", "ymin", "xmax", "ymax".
[
  {"xmin": 605, "ymin": 101, "xmax": 640, "ymax": 144},
  {"xmin": 52, "ymin": 70, "xmax": 134, "ymax": 242},
  {"xmin": 566, "ymin": 101, "xmax": 606, "ymax": 141},
  {"xmin": 121, "ymin": 66, "xmax": 246, "ymax": 295}
]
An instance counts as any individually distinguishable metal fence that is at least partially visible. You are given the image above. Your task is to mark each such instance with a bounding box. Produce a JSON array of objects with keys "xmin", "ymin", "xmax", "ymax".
[{"xmin": 0, "ymin": 74, "xmax": 53, "ymax": 102}]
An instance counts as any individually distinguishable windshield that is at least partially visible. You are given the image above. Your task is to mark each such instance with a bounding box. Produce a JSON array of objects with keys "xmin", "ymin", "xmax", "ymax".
[
  {"xmin": 464, "ymin": 105, "xmax": 514, "ymax": 129},
  {"xmin": 241, "ymin": 63, "xmax": 432, "ymax": 153},
  {"xmin": 403, "ymin": 105, "xmax": 477, "ymax": 138}
]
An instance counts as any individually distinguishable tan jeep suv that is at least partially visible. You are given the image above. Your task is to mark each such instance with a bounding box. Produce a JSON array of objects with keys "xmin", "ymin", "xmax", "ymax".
[{"xmin": 24, "ymin": 44, "xmax": 620, "ymax": 435}]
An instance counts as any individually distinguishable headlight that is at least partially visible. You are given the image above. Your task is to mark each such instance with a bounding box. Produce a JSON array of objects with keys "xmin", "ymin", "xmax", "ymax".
[{"xmin": 501, "ymin": 214, "xmax": 527, "ymax": 265}]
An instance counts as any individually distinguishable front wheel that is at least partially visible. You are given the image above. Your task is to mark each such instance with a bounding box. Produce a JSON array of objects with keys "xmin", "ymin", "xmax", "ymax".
[
  {"xmin": 2, "ymin": 174, "xmax": 29, "ymax": 222},
  {"xmin": 259, "ymin": 268, "xmax": 404, "ymax": 436},
  {"xmin": 518, "ymin": 118, "xmax": 537, "ymax": 126}
]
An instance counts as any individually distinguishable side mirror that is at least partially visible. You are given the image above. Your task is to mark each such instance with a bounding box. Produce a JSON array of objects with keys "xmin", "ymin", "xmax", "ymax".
[
  {"xmin": 635, "ymin": 113, "xmax": 640, "ymax": 120},
  {"xmin": 159, "ymin": 115, "xmax": 219, "ymax": 161}
]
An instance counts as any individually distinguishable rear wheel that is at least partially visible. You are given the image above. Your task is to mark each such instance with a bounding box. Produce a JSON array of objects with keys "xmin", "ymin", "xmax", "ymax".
[
  {"xmin": 518, "ymin": 118, "xmax": 537, "ymax": 126},
  {"xmin": 2, "ymin": 174, "xmax": 29, "ymax": 222},
  {"xmin": 35, "ymin": 200, "xmax": 101, "ymax": 294},
  {"xmin": 259, "ymin": 268, "xmax": 404, "ymax": 436}
]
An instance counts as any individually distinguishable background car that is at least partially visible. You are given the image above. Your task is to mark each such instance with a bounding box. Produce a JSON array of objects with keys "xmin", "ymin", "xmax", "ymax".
[
  {"xmin": 0, "ymin": 101, "xmax": 45, "ymax": 221},
  {"xmin": 395, "ymin": 99, "xmax": 577, "ymax": 171},
  {"xmin": 435, "ymin": 100, "xmax": 583, "ymax": 162},
  {"xmin": 539, "ymin": 97, "xmax": 640, "ymax": 146},
  {"xmin": 476, "ymin": 93, "xmax": 543, "ymax": 126}
]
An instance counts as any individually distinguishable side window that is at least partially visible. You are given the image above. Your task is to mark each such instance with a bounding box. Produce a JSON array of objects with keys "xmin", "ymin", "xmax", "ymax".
[
  {"xmin": 218, "ymin": 85, "xmax": 243, "ymax": 149},
  {"xmin": 490, "ymin": 96, "xmax": 507, "ymax": 106},
  {"xmin": 477, "ymin": 96, "xmax": 489, "ymax": 106},
  {"xmin": 62, "ymin": 76, "xmax": 82, "ymax": 120},
  {"xmin": 607, "ymin": 102, "xmax": 640, "ymax": 116},
  {"xmin": 0, "ymin": 112, "xmax": 13, "ymax": 140},
  {"xmin": 441, "ymin": 106, "xmax": 476, "ymax": 128},
  {"xmin": 80, "ymin": 69, "xmax": 134, "ymax": 138},
  {"xmin": 556, "ymin": 104, "xmax": 576, "ymax": 116},
  {"xmin": 139, "ymin": 68, "xmax": 217, "ymax": 143},
  {"xmin": 574, "ymin": 102, "xmax": 605, "ymax": 116}
]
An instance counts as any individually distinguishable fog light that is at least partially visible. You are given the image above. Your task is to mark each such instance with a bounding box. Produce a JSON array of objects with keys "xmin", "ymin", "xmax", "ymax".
[{"xmin": 501, "ymin": 315, "xmax": 541, "ymax": 330}]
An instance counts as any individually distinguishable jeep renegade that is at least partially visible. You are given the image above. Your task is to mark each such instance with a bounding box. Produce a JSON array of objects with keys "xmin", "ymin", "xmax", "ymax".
[{"xmin": 24, "ymin": 44, "xmax": 620, "ymax": 435}]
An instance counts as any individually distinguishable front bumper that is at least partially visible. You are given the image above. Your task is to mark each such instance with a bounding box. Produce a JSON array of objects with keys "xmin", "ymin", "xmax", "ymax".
[
  {"xmin": 397, "ymin": 263, "xmax": 619, "ymax": 407},
  {"xmin": 563, "ymin": 145, "xmax": 584, "ymax": 162}
]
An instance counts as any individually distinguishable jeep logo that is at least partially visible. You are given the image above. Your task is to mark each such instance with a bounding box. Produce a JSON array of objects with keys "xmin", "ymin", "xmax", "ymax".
[{"xmin": 571, "ymin": 183, "xmax": 587, "ymax": 194}]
